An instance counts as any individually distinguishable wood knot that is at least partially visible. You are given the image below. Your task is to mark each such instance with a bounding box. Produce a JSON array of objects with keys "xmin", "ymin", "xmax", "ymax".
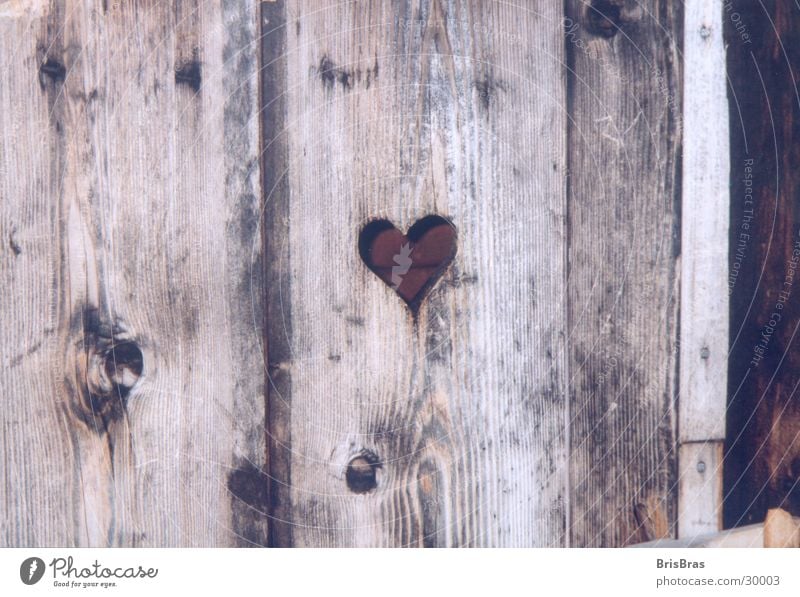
[
  {"xmin": 584, "ymin": 0, "xmax": 640, "ymax": 38},
  {"xmin": 69, "ymin": 307, "xmax": 143, "ymax": 428},
  {"xmin": 314, "ymin": 54, "xmax": 379, "ymax": 92},
  {"xmin": 346, "ymin": 450, "xmax": 381, "ymax": 493},
  {"xmin": 175, "ymin": 60, "xmax": 202, "ymax": 92},
  {"xmin": 87, "ymin": 341, "xmax": 144, "ymax": 398},
  {"xmin": 39, "ymin": 57, "xmax": 66, "ymax": 84},
  {"xmin": 227, "ymin": 462, "xmax": 269, "ymax": 510}
]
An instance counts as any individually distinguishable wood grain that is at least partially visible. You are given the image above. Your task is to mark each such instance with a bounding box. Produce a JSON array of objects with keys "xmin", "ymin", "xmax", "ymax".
[
  {"xmin": 676, "ymin": 0, "xmax": 729, "ymax": 537},
  {"xmin": 565, "ymin": 0, "xmax": 682, "ymax": 546},
  {"xmin": 0, "ymin": 0, "xmax": 265, "ymax": 546},
  {"xmin": 724, "ymin": 0, "xmax": 800, "ymax": 528},
  {"xmin": 677, "ymin": 441, "xmax": 723, "ymax": 536},
  {"xmin": 763, "ymin": 508, "xmax": 800, "ymax": 547},
  {"xmin": 680, "ymin": 0, "xmax": 729, "ymax": 444},
  {"xmin": 265, "ymin": 0, "xmax": 569, "ymax": 547},
  {"xmin": 0, "ymin": 0, "xmax": 696, "ymax": 548}
]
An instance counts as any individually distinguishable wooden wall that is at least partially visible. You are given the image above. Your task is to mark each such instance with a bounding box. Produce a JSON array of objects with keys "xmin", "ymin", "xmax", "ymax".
[
  {"xmin": 1, "ymin": 0, "xmax": 685, "ymax": 547},
  {"xmin": 725, "ymin": 1, "xmax": 800, "ymax": 527}
]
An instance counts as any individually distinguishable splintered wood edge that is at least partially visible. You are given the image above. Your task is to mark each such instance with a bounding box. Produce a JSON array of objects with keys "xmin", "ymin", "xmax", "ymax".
[{"xmin": 764, "ymin": 508, "xmax": 800, "ymax": 548}]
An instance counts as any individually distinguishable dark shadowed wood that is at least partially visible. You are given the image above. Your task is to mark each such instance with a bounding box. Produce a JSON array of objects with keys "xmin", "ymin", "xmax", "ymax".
[
  {"xmin": 0, "ymin": 0, "xmax": 265, "ymax": 546},
  {"xmin": 261, "ymin": 0, "xmax": 293, "ymax": 548},
  {"xmin": 265, "ymin": 0, "xmax": 569, "ymax": 547},
  {"xmin": 565, "ymin": 0, "xmax": 681, "ymax": 546},
  {"xmin": 725, "ymin": 0, "xmax": 800, "ymax": 527}
]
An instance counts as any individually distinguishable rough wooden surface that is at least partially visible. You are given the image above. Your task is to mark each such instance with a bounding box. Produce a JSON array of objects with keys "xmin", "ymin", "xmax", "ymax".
[
  {"xmin": 679, "ymin": 0, "xmax": 729, "ymax": 445},
  {"xmin": 0, "ymin": 0, "xmax": 692, "ymax": 548},
  {"xmin": 725, "ymin": 0, "xmax": 800, "ymax": 528},
  {"xmin": 636, "ymin": 509, "xmax": 800, "ymax": 547},
  {"xmin": 677, "ymin": 0, "xmax": 729, "ymax": 537},
  {"xmin": 565, "ymin": 0, "xmax": 681, "ymax": 546},
  {"xmin": 763, "ymin": 508, "xmax": 800, "ymax": 547},
  {"xmin": 0, "ymin": 0, "xmax": 265, "ymax": 546},
  {"xmin": 677, "ymin": 441, "xmax": 723, "ymax": 536},
  {"xmin": 265, "ymin": 0, "xmax": 569, "ymax": 547}
]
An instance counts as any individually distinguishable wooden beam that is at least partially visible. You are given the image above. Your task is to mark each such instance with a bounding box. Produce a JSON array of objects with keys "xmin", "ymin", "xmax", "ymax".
[
  {"xmin": 680, "ymin": 2, "xmax": 730, "ymax": 439},
  {"xmin": 634, "ymin": 510, "xmax": 800, "ymax": 547},
  {"xmin": 678, "ymin": 0, "xmax": 730, "ymax": 536},
  {"xmin": 633, "ymin": 522, "xmax": 764, "ymax": 548}
]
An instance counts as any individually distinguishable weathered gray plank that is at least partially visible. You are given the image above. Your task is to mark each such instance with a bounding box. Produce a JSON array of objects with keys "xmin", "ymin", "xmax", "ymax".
[
  {"xmin": 1, "ymin": 0, "xmax": 70, "ymax": 547},
  {"xmin": 680, "ymin": 0, "xmax": 729, "ymax": 444},
  {"xmin": 267, "ymin": 0, "xmax": 568, "ymax": 547},
  {"xmin": 678, "ymin": 0, "xmax": 729, "ymax": 537},
  {"xmin": 565, "ymin": 0, "xmax": 681, "ymax": 546},
  {"xmin": 0, "ymin": 0, "xmax": 265, "ymax": 546},
  {"xmin": 678, "ymin": 441, "xmax": 723, "ymax": 536}
]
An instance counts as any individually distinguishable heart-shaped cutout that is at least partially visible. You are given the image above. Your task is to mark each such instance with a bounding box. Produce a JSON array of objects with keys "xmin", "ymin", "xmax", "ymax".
[{"xmin": 359, "ymin": 215, "xmax": 457, "ymax": 311}]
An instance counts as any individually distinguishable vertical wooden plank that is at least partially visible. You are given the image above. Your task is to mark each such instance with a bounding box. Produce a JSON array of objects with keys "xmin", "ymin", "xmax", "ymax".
[
  {"xmin": 268, "ymin": 0, "xmax": 568, "ymax": 546},
  {"xmin": 565, "ymin": 0, "xmax": 682, "ymax": 545},
  {"xmin": 678, "ymin": 0, "xmax": 729, "ymax": 537},
  {"xmin": 725, "ymin": 1, "xmax": 800, "ymax": 527},
  {"xmin": 0, "ymin": 0, "xmax": 265, "ymax": 546},
  {"xmin": 0, "ymin": 0, "xmax": 71, "ymax": 546},
  {"xmin": 680, "ymin": 1, "xmax": 729, "ymax": 442}
]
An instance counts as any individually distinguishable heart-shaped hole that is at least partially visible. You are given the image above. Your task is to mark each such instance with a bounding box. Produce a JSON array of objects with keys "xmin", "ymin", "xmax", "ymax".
[{"xmin": 358, "ymin": 215, "xmax": 457, "ymax": 312}]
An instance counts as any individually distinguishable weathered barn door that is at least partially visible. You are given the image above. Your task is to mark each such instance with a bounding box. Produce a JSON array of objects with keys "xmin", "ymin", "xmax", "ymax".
[{"xmin": 1, "ymin": 0, "xmax": 686, "ymax": 547}]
